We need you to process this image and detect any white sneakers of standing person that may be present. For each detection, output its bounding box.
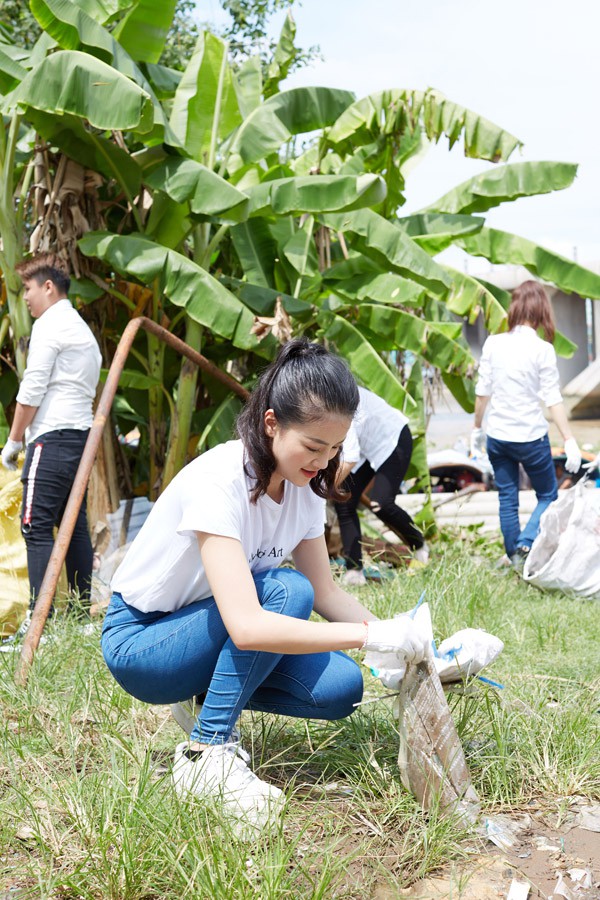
[172,740,284,839]
[413,543,429,564]
[342,568,367,587]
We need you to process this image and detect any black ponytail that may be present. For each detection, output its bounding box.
[237,338,358,502]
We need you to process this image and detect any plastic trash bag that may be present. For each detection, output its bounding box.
[434,628,504,683]
[523,480,600,599]
[364,601,503,688]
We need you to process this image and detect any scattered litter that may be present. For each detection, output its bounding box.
[534,835,561,852]
[552,872,575,900]
[483,816,519,851]
[506,878,530,900]
[567,868,593,888]
[15,826,36,844]
[577,803,600,832]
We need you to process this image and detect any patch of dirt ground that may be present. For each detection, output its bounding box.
[388,814,600,900]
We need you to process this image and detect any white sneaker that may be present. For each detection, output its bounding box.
[172,741,284,838]
[413,544,429,564]
[342,568,367,587]
[0,611,34,653]
[170,697,240,743]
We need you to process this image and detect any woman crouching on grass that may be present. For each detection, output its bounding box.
[101,338,426,836]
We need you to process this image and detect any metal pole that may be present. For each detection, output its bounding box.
[15,317,248,686]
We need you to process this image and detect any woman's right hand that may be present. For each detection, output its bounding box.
[363,616,427,662]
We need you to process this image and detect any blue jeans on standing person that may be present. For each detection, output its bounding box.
[486,433,558,558]
[101,567,363,745]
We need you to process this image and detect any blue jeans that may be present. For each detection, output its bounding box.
[487,433,558,557]
[101,568,363,745]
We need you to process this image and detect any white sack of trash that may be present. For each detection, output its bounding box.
[363,601,503,689]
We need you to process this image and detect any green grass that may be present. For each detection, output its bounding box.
[1,534,599,898]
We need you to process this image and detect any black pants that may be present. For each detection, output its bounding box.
[21,429,92,613]
[334,425,424,569]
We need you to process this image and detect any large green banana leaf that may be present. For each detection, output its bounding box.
[0,44,27,94]
[144,158,250,223]
[29,0,174,141]
[112,0,177,63]
[351,304,474,376]
[233,56,262,119]
[442,268,508,333]
[322,210,450,294]
[144,193,191,249]
[325,270,429,308]
[170,31,242,162]
[221,277,312,318]
[264,11,297,98]
[78,232,274,354]
[23,108,142,198]
[55,0,135,26]
[230,220,279,288]
[423,161,578,215]
[458,228,600,299]
[395,212,484,254]
[144,63,182,100]
[323,315,416,412]
[246,173,386,217]
[3,50,154,133]
[227,86,356,174]
[282,216,318,274]
[325,89,522,163]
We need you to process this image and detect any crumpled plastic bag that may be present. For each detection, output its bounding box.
[364,600,503,689]
[434,628,504,683]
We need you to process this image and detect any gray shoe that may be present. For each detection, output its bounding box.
[510,546,530,574]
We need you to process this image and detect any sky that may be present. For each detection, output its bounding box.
[200,0,600,266]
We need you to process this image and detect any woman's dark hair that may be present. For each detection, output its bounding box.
[237,338,359,502]
[508,280,555,343]
[15,252,71,296]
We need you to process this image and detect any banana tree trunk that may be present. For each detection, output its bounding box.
[161,317,202,490]
[146,279,165,499]
[0,113,31,377]
[406,358,436,535]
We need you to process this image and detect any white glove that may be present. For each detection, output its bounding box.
[564,437,581,474]
[1,438,22,471]
[363,616,427,664]
[583,452,600,471]
[470,427,486,457]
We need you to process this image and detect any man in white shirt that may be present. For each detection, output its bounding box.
[1,253,102,617]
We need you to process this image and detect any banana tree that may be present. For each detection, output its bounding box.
[3,4,600,529]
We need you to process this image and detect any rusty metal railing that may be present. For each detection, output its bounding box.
[16,316,249,686]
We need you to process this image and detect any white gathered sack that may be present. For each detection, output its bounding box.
[523,481,600,598]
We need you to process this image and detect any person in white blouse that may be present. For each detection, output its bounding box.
[1,253,101,618]
[335,386,428,586]
[471,280,581,568]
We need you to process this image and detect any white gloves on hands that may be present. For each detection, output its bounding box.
[564,437,582,474]
[584,452,600,472]
[363,615,427,664]
[470,427,486,457]
[1,438,22,471]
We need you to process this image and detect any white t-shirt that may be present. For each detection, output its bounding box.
[475,326,563,442]
[16,299,102,443]
[343,386,410,472]
[111,440,326,612]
